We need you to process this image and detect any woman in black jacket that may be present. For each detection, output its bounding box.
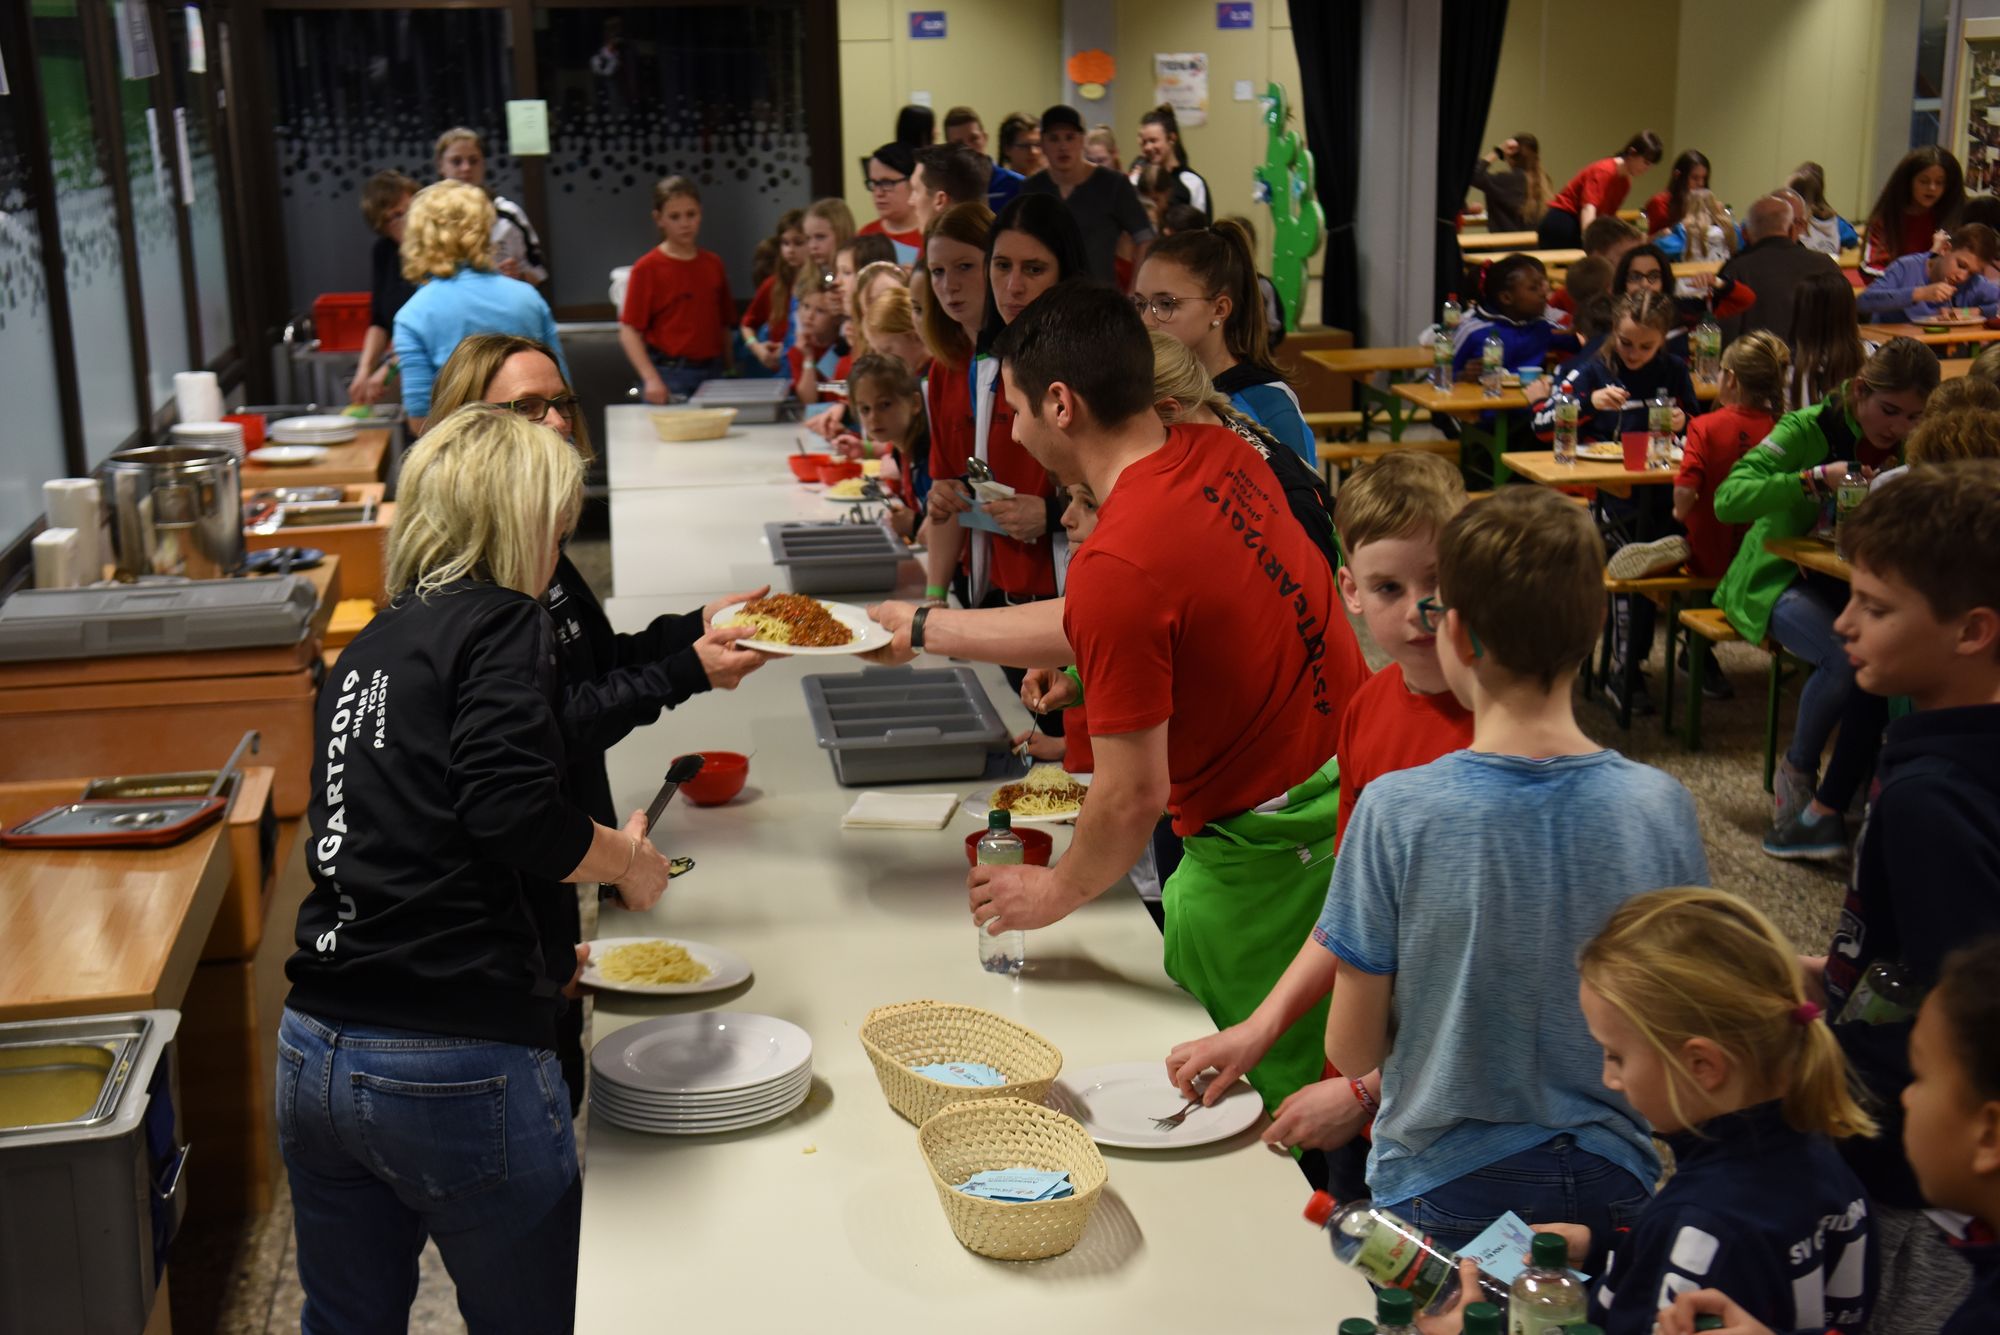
[428,333,769,1106]
[280,406,674,1333]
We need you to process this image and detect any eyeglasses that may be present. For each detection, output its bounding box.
[1129,293,1214,321]
[864,175,908,193]
[1628,269,1665,288]
[486,394,580,423]
[1416,596,1483,655]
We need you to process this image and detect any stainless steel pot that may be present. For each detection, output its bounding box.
[98,445,244,580]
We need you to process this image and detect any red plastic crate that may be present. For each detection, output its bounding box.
[313,292,372,352]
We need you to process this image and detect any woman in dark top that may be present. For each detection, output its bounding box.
[280,406,674,1333]
[1470,133,1550,233]
[427,333,771,1107]
[348,170,419,406]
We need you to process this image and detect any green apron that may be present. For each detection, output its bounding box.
[1162,754,1341,1115]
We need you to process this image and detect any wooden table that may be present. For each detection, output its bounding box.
[1461,229,1539,251]
[1943,357,1972,380]
[0,778,233,1021]
[240,427,390,490]
[1502,449,1680,499]
[244,484,393,607]
[1767,534,1850,581]
[1302,346,1436,441]
[1860,321,2000,348]
[1393,380,1534,482]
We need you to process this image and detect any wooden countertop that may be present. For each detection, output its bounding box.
[240,428,390,490]
[0,776,237,1019]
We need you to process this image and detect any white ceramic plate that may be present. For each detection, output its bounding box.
[590,1082,809,1135]
[590,1069,811,1118]
[268,414,359,442]
[821,492,876,505]
[710,599,891,657]
[581,936,752,996]
[1047,1062,1264,1150]
[249,445,330,466]
[963,772,1091,826]
[590,1012,812,1096]
[1573,442,1682,465]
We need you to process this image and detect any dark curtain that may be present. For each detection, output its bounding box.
[1434,0,1510,317]
[1290,2,1363,336]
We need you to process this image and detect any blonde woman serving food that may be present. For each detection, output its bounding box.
[279,406,671,1334]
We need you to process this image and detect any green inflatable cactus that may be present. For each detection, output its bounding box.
[1253,81,1323,332]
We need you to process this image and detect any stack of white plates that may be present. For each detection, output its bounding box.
[588,1012,812,1135]
[169,421,245,459]
[268,414,358,446]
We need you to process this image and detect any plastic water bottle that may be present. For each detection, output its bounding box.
[1694,306,1722,384]
[1647,389,1673,468]
[1834,477,1870,560]
[1443,292,1463,337]
[1304,1190,1511,1315]
[1375,1289,1418,1335]
[1465,1305,1503,1335]
[1510,1233,1587,1334]
[1481,335,1504,399]
[1338,1322,1376,1335]
[1837,959,1918,1025]
[976,811,1026,975]
[1552,383,1580,466]
[1432,328,1454,390]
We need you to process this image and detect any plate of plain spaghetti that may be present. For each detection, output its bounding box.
[966,765,1092,824]
[712,594,891,656]
[582,937,752,995]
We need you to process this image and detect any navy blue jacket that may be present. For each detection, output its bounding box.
[1533,349,1702,444]
[1450,304,1564,378]
[1590,1103,1872,1333]
[1942,1239,2000,1335]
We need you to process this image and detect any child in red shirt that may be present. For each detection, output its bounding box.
[740,208,804,373]
[618,176,735,403]
[1164,451,1471,1182]
[1675,331,1789,580]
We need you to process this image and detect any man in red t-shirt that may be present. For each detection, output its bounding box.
[617,177,736,402]
[876,284,1368,1109]
[857,143,925,266]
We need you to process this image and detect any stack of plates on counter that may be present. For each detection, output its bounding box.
[588,1012,812,1135]
[267,415,359,446]
[169,421,245,458]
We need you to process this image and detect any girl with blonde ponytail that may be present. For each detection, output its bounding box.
[1526,887,1877,1332]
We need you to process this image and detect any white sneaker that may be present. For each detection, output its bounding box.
[1773,760,1818,827]
[1607,535,1692,581]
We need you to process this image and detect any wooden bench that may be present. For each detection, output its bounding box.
[1672,606,1798,791]
[1314,436,1458,492]
[1304,408,1433,438]
[1588,574,1721,731]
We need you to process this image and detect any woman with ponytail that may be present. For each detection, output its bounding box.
[1133,219,1311,462]
[1131,104,1209,219]
[1525,887,1875,1335]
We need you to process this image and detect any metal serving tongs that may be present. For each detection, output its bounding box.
[209,730,262,804]
[599,753,706,902]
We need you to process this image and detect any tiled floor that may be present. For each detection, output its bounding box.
[174,533,1848,1332]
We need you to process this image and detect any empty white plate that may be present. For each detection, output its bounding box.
[590,1082,809,1135]
[590,1012,812,1096]
[249,445,329,467]
[589,1074,810,1122]
[581,936,752,996]
[590,1066,812,1113]
[268,414,358,443]
[1047,1062,1264,1150]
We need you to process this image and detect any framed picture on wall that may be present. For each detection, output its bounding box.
[1954,18,2000,195]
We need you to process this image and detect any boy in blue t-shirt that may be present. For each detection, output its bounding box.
[1855,223,2000,324]
[1313,486,1710,1261]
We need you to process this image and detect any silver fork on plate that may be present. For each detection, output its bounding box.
[1150,1079,1209,1132]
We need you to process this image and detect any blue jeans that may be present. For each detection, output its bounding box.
[1382,1134,1651,1261]
[647,351,723,400]
[1770,577,1854,775]
[276,1009,581,1335]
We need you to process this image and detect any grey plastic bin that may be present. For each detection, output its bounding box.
[802,666,1009,785]
[0,577,318,662]
[765,523,905,595]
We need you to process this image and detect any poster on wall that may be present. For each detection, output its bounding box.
[1154,53,1208,128]
[1954,18,2000,196]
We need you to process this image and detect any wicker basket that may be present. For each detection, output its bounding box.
[649,407,737,441]
[918,1097,1108,1260]
[859,1001,1062,1125]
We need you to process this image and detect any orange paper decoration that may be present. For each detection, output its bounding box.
[1067,49,1116,86]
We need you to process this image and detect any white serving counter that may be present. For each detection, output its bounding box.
[577,407,1363,1331]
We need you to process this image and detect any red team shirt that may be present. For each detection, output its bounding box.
[1331,662,1474,850]
[1063,424,1368,836]
[741,273,791,345]
[858,218,924,256]
[925,358,1057,597]
[1548,158,1632,220]
[1676,403,1776,579]
[620,247,735,361]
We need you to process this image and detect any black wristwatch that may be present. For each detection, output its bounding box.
[911,605,932,654]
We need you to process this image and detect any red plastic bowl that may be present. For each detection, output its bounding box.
[964,826,1054,867]
[680,751,749,806]
[816,459,863,486]
[787,453,832,481]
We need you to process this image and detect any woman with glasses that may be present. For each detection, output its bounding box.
[280,405,673,1334]
[1132,219,1313,463]
[427,334,772,1108]
[857,141,924,266]
[391,180,566,430]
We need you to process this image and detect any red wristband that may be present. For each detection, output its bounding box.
[1349,1077,1378,1115]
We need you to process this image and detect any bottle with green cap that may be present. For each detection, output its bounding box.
[1562,1326,1606,1334]
[1336,1321,1377,1335]
[1464,1302,1504,1335]
[1374,1287,1417,1335]
[1510,1232,1586,1333]
[975,810,1026,974]
[1693,1319,1725,1332]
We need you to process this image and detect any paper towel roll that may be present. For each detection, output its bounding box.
[174,370,224,424]
[32,528,82,589]
[43,477,102,583]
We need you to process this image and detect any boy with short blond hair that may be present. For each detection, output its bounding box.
[1816,461,2000,1326]
[1166,451,1472,1178]
[1315,486,1709,1258]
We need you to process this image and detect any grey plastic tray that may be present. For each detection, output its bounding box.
[765,523,905,595]
[689,378,795,422]
[801,666,1009,785]
[0,577,317,662]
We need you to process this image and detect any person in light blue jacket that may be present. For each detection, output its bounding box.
[392,180,567,427]
[1856,224,2000,324]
